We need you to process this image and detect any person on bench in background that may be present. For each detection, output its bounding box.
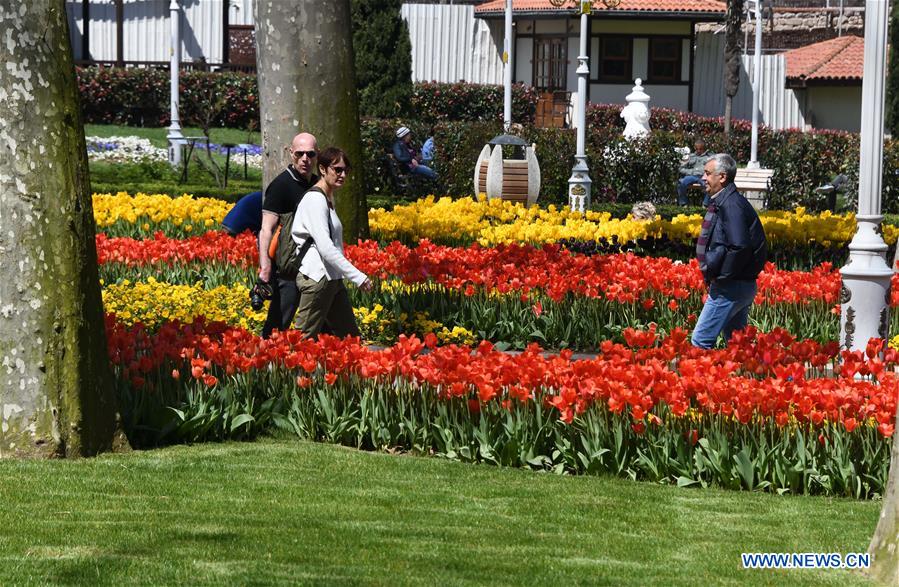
[392,126,437,181]
[222,191,262,236]
[677,136,712,206]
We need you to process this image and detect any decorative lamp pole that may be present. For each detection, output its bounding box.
[555,0,620,212]
[747,0,762,169]
[503,0,513,131]
[167,0,184,167]
[566,0,592,212]
[839,0,892,354]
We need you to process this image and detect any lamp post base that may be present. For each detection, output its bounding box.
[567,157,592,213]
[167,126,184,167]
[839,215,893,352]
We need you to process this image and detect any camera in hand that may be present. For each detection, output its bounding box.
[249,279,273,311]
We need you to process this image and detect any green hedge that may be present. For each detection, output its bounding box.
[410,81,538,123]
[78,67,258,128]
[358,119,899,212]
[76,68,535,129]
[77,69,897,211]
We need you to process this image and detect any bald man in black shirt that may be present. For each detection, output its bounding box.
[258,132,319,338]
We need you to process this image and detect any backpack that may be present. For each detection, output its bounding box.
[268,186,331,280]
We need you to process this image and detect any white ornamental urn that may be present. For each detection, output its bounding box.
[621,78,651,140]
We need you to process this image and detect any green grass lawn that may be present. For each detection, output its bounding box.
[86,123,263,199]
[84,124,261,149]
[0,439,879,586]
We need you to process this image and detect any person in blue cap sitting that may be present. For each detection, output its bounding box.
[222,191,263,236]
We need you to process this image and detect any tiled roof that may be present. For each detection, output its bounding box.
[784,35,864,83]
[475,0,726,16]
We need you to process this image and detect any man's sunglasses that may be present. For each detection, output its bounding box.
[292,150,317,159]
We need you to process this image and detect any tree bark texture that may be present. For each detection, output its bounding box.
[255,0,368,240]
[868,418,899,583]
[0,0,124,457]
[723,0,744,139]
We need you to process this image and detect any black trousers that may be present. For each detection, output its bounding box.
[261,274,300,339]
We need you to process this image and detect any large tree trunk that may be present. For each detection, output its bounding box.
[723,0,744,139]
[869,422,899,583]
[255,0,368,240]
[0,0,125,457]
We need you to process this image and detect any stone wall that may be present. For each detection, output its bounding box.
[696,7,864,52]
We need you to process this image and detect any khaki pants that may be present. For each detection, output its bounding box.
[293,274,360,339]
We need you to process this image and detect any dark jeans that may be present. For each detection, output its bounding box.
[410,164,438,181]
[261,274,300,339]
[677,175,704,206]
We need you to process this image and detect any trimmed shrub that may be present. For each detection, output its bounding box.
[410,81,539,123]
[77,70,899,211]
[77,67,258,128]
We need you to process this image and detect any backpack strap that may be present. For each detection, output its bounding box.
[293,186,333,266]
[301,186,333,239]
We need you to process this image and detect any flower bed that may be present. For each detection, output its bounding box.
[96,232,899,347]
[107,315,895,497]
[369,196,899,250]
[93,192,232,237]
[88,192,899,497]
[86,136,168,163]
[86,136,263,167]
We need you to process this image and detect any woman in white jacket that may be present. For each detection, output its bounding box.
[290,147,372,338]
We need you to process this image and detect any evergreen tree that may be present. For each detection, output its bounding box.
[350,0,413,119]
[886,2,899,137]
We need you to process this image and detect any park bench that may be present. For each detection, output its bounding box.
[687,166,773,209]
[734,167,774,209]
[384,153,432,199]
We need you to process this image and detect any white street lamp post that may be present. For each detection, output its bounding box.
[747,0,762,169]
[567,0,592,212]
[839,0,893,353]
[503,0,513,131]
[167,0,183,167]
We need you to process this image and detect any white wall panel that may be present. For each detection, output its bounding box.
[515,37,533,85]
[65,0,227,64]
[566,37,578,89]
[401,3,503,84]
[693,32,806,130]
[590,83,688,111]
[229,0,254,26]
[632,38,648,80]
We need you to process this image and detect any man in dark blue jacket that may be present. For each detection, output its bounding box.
[221,191,262,236]
[691,154,768,349]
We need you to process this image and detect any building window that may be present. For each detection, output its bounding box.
[648,38,681,82]
[533,37,567,91]
[598,37,631,83]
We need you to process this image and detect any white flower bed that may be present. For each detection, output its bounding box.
[85,135,263,168]
[86,136,169,164]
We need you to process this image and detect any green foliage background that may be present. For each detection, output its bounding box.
[887,3,899,136]
[350,0,413,119]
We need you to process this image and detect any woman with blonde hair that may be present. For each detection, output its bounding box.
[290,147,372,338]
